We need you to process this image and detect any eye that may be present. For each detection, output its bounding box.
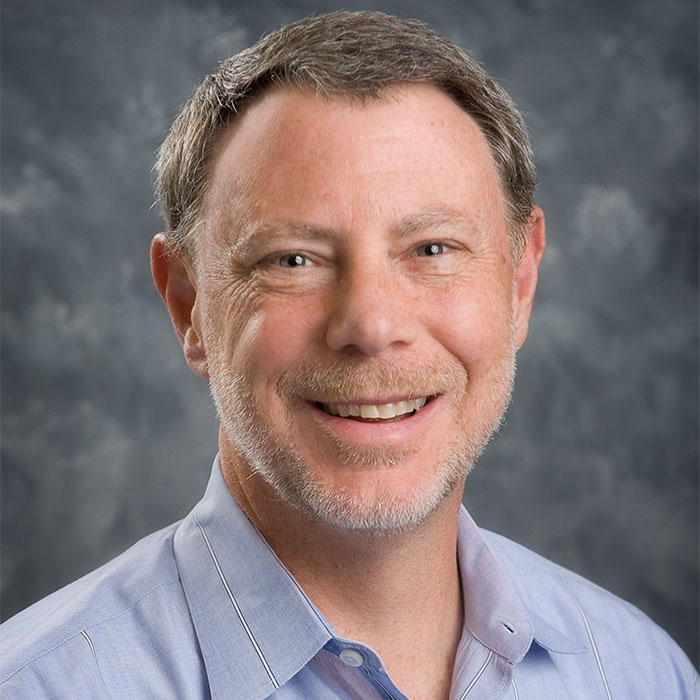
[416,242,445,257]
[278,253,310,268]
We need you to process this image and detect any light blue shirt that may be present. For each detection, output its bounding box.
[2,456,697,699]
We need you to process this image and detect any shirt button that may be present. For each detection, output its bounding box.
[339,648,364,667]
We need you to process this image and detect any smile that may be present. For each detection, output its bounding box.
[314,397,432,422]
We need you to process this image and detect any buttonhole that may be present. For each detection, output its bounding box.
[500,620,516,634]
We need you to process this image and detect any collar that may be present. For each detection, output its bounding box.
[173,456,334,700]
[175,457,586,699]
[470,520,589,657]
[456,507,535,663]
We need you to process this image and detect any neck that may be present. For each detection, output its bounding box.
[219,434,466,699]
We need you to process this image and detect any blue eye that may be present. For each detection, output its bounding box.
[279,254,308,268]
[417,242,444,256]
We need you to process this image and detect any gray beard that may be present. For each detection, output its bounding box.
[208,352,516,535]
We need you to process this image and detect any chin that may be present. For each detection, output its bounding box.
[288,472,467,536]
[235,428,484,536]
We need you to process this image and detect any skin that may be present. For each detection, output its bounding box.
[152,84,545,699]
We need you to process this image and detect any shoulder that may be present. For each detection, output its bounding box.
[0,521,202,699]
[481,527,669,636]
[482,529,699,695]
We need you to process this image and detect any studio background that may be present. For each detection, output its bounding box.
[2,0,698,666]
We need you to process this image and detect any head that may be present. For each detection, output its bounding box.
[152,12,545,536]
[155,10,536,263]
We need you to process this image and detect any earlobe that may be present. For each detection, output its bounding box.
[512,207,546,349]
[150,234,209,378]
[182,325,209,378]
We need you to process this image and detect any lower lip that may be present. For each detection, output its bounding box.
[306,396,441,442]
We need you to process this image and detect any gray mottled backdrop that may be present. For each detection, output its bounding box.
[2,0,698,666]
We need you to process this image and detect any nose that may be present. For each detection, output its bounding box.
[325,262,419,356]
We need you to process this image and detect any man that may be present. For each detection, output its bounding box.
[1,11,696,699]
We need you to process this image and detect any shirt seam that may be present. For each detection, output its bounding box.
[364,666,400,700]
[485,664,509,700]
[80,630,115,700]
[458,649,493,699]
[0,578,182,685]
[194,510,280,690]
[561,575,613,700]
[451,638,480,689]
[511,674,520,700]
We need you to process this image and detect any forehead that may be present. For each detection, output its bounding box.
[200,84,506,248]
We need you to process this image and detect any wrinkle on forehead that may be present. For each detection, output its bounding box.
[197,85,508,262]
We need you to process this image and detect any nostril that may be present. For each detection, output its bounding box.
[325,305,419,356]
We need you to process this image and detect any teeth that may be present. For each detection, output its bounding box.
[322,397,430,420]
[360,405,380,419]
[377,404,395,419]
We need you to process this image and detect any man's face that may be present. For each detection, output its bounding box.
[188,85,535,533]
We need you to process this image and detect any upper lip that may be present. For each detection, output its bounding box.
[310,394,434,405]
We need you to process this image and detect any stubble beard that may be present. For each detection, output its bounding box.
[208,349,516,536]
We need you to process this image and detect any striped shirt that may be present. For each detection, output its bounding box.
[1,456,697,699]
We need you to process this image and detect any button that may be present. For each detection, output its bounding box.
[339,648,364,667]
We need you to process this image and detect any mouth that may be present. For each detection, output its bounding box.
[313,396,435,423]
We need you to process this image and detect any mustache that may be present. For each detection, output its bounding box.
[277,357,465,402]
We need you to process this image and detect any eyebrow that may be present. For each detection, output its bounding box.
[390,207,478,240]
[229,221,337,260]
[228,205,478,259]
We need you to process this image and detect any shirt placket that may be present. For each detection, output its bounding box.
[324,640,411,700]
[451,634,512,700]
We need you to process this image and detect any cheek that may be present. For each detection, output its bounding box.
[206,282,259,360]
[218,292,325,382]
[424,272,514,365]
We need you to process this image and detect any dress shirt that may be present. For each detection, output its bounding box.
[1,455,697,699]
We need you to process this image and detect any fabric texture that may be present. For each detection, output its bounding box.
[1,456,697,699]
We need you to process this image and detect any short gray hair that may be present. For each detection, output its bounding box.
[155,10,536,259]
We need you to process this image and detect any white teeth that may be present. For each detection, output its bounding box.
[377,404,395,419]
[360,405,380,419]
[322,397,430,420]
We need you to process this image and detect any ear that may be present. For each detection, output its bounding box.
[512,206,546,349]
[150,233,209,378]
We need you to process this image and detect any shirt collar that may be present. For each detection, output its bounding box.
[173,455,333,700]
[457,509,588,657]
[175,456,585,699]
